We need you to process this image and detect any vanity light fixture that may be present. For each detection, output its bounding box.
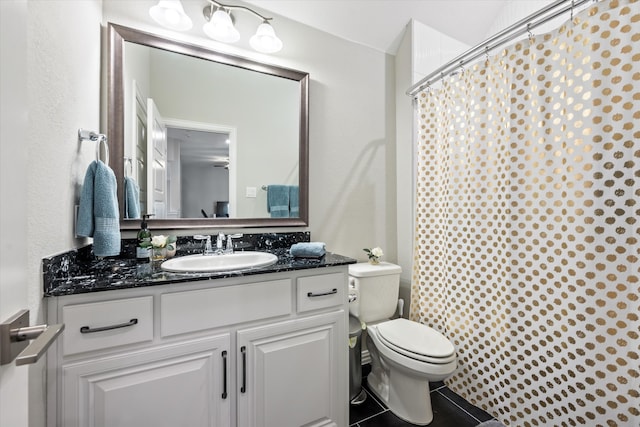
[149,0,283,53]
[149,0,193,31]
[203,0,283,53]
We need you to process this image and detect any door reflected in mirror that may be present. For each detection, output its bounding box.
[168,127,230,219]
[108,23,309,229]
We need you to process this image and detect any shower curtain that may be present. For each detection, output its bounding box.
[410,1,638,425]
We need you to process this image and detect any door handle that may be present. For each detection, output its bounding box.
[0,309,65,366]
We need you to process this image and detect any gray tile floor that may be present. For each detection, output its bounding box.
[350,366,498,427]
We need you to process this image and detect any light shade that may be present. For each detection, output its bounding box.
[203,9,240,43]
[249,21,283,53]
[149,0,193,31]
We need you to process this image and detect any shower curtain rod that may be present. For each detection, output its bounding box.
[406,0,595,96]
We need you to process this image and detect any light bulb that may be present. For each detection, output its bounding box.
[203,9,240,43]
[149,0,192,31]
[249,22,283,53]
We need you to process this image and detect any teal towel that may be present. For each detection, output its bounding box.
[124,176,140,219]
[77,160,121,257]
[289,185,299,218]
[267,185,290,218]
[290,242,326,258]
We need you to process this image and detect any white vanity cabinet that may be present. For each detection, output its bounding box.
[46,267,349,427]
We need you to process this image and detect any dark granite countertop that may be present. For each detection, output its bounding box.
[43,233,356,297]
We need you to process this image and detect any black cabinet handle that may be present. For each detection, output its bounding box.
[221,350,228,399]
[80,318,138,334]
[240,346,247,393]
[307,288,337,298]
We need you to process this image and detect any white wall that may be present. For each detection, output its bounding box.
[103,1,397,261]
[182,164,229,218]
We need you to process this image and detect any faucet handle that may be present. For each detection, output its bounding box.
[216,232,225,251]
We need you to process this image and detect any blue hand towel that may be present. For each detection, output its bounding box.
[289,185,299,218]
[124,176,140,219]
[290,242,326,258]
[267,185,290,218]
[77,160,121,257]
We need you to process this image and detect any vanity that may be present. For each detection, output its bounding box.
[44,240,355,427]
[43,18,352,426]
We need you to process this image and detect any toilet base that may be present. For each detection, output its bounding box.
[366,360,434,425]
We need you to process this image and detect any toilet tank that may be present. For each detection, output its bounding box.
[348,262,402,324]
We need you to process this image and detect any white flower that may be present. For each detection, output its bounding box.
[371,247,384,258]
[151,235,168,248]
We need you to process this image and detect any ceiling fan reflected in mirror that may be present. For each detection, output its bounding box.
[212,156,230,169]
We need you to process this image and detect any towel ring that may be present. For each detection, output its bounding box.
[124,157,133,177]
[78,128,109,163]
[97,138,109,164]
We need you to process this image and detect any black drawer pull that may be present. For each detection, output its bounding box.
[307,288,337,298]
[80,318,138,334]
[240,346,247,394]
[221,350,228,399]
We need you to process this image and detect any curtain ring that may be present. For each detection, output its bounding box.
[485,46,490,65]
[527,23,533,42]
[570,0,575,21]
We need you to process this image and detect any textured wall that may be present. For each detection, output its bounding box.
[26,1,103,423]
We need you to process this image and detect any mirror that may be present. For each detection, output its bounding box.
[107,23,309,230]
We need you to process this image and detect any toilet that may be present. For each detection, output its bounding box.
[348,262,457,425]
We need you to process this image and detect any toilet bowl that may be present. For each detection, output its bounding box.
[348,262,457,425]
[366,318,456,425]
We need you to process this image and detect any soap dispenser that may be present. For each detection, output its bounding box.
[136,214,153,260]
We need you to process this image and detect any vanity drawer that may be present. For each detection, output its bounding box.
[297,272,346,313]
[62,296,153,356]
[161,279,292,337]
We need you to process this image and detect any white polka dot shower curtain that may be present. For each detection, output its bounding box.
[409,1,639,425]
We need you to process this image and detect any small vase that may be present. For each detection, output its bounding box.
[369,258,380,265]
[150,247,167,271]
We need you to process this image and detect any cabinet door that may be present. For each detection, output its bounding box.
[61,334,231,427]
[237,311,347,427]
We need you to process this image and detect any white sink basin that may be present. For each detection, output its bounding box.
[161,252,278,273]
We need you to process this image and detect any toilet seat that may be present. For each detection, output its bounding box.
[376,318,455,364]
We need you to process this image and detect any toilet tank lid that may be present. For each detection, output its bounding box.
[349,262,402,277]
